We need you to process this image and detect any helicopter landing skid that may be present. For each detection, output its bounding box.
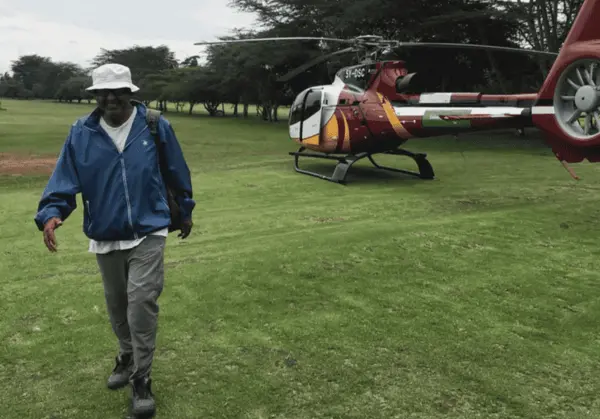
[289,147,435,184]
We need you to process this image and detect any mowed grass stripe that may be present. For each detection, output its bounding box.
[4,183,597,284]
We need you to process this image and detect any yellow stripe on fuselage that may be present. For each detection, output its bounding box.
[377,93,412,138]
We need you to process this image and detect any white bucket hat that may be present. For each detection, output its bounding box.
[86,63,139,92]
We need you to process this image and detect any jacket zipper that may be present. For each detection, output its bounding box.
[121,126,147,239]
[155,161,169,208]
[86,200,93,231]
[157,186,168,207]
[120,157,137,239]
[85,124,147,240]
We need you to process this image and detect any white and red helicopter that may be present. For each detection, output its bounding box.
[196,0,600,183]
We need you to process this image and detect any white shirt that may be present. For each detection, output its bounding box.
[88,107,168,254]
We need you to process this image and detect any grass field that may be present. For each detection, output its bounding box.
[2,98,600,418]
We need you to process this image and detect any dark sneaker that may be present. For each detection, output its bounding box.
[131,376,155,417]
[107,353,133,390]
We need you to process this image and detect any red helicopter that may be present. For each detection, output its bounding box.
[196,0,600,183]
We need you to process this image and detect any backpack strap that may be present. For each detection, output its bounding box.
[146,108,162,138]
[144,107,183,231]
[146,107,168,180]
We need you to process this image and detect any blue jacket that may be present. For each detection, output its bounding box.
[34,102,195,241]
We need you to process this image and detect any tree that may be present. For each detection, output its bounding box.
[55,76,94,103]
[0,73,27,99]
[489,0,585,53]
[7,56,87,99]
[227,0,528,93]
[91,45,179,84]
[10,55,54,92]
[0,0,554,115]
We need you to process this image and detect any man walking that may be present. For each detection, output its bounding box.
[34,63,195,417]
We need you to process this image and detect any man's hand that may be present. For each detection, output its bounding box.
[178,218,193,239]
[43,217,62,252]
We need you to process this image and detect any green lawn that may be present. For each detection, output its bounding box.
[2,98,600,418]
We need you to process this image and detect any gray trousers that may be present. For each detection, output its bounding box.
[95,235,166,380]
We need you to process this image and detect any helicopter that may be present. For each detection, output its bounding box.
[195,0,600,184]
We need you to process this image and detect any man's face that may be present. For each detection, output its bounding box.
[95,88,132,117]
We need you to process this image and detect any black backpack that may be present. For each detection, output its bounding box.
[145,107,183,233]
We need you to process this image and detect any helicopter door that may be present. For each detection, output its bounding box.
[348,97,372,147]
[299,89,324,145]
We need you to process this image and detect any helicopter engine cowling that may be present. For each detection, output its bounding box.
[367,61,409,100]
[396,73,417,93]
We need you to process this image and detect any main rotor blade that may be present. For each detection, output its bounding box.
[277,47,356,82]
[391,42,558,57]
[194,36,355,46]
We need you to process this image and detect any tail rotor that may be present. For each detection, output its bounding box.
[531,0,600,165]
[553,59,600,140]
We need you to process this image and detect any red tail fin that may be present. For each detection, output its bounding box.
[532,0,600,163]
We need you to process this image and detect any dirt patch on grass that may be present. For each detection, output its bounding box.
[0,153,57,176]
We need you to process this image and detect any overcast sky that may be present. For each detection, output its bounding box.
[0,0,258,74]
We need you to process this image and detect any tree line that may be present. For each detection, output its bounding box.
[0,0,583,121]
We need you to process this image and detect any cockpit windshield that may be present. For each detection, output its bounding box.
[289,91,306,125]
[289,89,323,125]
[335,63,378,91]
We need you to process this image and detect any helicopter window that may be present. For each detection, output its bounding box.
[303,90,322,120]
[289,92,306,125]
